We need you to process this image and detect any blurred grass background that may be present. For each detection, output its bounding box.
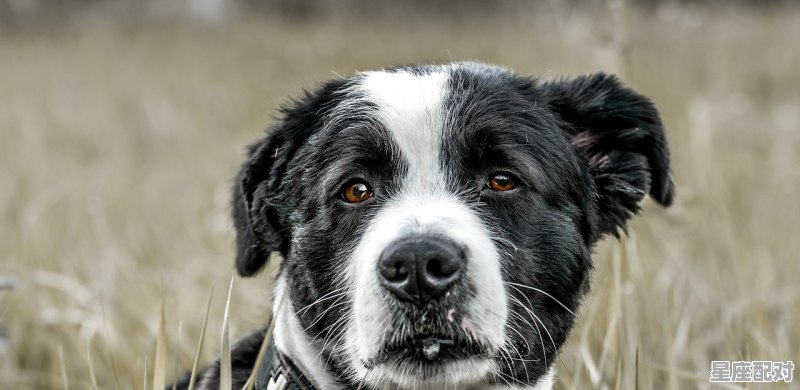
[1,1,799,388]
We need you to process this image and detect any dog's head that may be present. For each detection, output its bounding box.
[232,63,673,388]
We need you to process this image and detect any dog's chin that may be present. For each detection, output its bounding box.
[359,335,496,387]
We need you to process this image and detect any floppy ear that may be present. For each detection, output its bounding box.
[231,129,294,277]
[232,79,350,276]
[543,74,674,237]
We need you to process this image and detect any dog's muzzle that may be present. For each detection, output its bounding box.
[377,236,465,306]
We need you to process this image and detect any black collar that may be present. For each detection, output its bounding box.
[255,340,317,390]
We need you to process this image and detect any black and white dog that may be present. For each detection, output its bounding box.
[177,62,673,390]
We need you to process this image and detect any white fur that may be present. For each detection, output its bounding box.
[340,68,510,388]
[358,69,448,194]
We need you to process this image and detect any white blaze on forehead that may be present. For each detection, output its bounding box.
[358,69,448,191]
[344,68,510,387]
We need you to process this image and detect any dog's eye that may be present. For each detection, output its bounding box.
[488,174,517,192]
[341,180,374,203]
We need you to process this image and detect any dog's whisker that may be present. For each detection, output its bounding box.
[309,308,351,344]
[508,290,561,377]
[506,285,560,352]
[504,327,531,384]
[319,315,352,356]
[507,293,549,368]
[496,336,541,382]
[317,316,352,368]
[493,355,541,363]
[505,281,577,316]
[303,298,351,332]
[507,311,535,355]
[492,350,519,387]
[491,235,520,253]
[295,288,348,316]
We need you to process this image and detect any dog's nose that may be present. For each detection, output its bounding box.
[378,237,464,306]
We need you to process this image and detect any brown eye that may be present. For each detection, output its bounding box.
[488,174,517,191]
[342,180,373,203]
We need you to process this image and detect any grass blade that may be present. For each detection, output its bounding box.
[188,284,215,390]
[220,276,235,390]
[152,296,167,390]
[240,323,270,390]
[242,298,283,390]
[58,345,69,390]
[635,346,639,390]
[99,297,121,390]
[172,320,183,390]
[87,340,99,390]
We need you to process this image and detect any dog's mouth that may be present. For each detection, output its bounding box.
[363,332,492,370]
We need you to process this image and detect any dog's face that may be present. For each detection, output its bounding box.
[232,63,673,389]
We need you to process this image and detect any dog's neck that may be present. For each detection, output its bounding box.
[270,275,555,390]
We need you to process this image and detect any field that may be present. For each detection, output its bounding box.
[1,2,799,389]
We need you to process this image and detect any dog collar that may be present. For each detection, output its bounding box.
[255,339,317,390]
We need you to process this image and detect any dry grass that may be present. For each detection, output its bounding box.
[1,3,799,389]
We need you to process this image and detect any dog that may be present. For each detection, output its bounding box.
[172,62,673,390]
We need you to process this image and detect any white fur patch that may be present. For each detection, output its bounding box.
[358,69,448,194]
[338,68,509,388]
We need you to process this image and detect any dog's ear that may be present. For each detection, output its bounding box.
[232,128,294,277]
[232,79,348,276]
[542,73,674,237]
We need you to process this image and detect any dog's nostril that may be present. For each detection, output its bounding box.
[425,256,462,279]
[381,261,408,282]
[426,258,441,277]
[426,258,451,278]
[397,263,409,278]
